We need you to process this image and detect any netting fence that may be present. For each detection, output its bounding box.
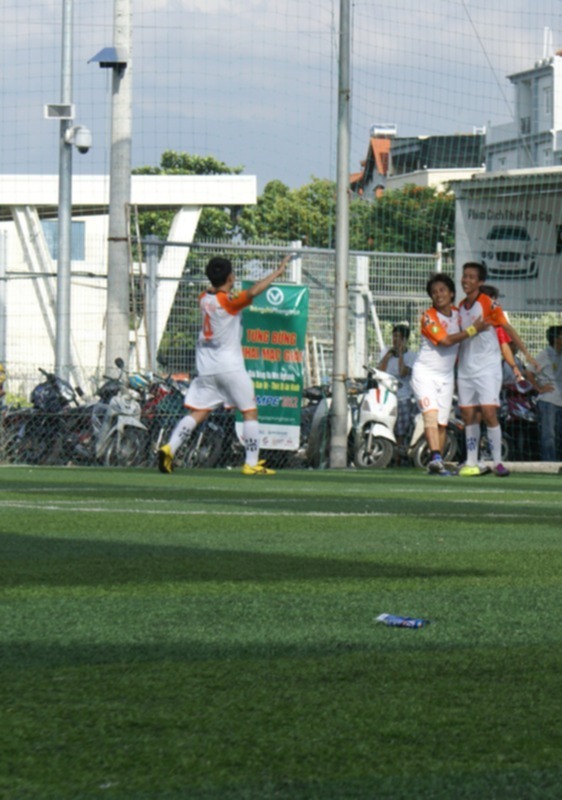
[0,235,555,469]
[2,1,562,467]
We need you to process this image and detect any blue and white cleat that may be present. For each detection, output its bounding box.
[427,455,452,476]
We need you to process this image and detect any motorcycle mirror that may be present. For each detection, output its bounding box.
[115,357,125,370]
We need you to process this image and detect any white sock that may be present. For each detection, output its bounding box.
[169,414,197,454]
[465,424,480,467]
[243,419,260,466]
[487,425,503,466]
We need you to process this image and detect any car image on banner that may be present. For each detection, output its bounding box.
[480,225,538,279]
[452,171,562,312]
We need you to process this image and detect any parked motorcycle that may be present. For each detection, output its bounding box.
[305,367,399,469]
[295,385,326,459]
[470,379,538,464]
[304,382,346,468]
[175,408,231,469]
[139,371,236,468]
[139,372,187,466]
[448,397,510,466]
[352,367,399,468]
[404,400,460,468]
[2,368,86,465]
[94,358,148,467]
[500,379,540,461]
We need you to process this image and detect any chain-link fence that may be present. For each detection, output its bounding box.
[0,238,554,469]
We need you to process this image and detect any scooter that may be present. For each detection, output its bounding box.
[94,358,148,466]
[352,366,399,468]
[305,367,399,469]
[304,382,337,468]
[404,400,460,468]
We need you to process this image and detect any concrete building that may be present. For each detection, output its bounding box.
[0,174,257,394]
[451,39,562,316]
[350,125,484,198]
[485,51,562,171]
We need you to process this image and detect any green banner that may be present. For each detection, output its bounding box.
[240,283,309,450]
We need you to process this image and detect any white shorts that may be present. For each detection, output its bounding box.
[411,371,454,426]
[457,371,501,408]
[184,370,256,412]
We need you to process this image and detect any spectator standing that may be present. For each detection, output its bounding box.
[530,325,562,461]
[378,323,416,465]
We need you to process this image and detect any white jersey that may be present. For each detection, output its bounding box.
[195,288,253,376]
[458,293,507,379]
[378,349,417,400]
[412,306,461,378]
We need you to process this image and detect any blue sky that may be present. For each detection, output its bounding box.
[2,0,562,190]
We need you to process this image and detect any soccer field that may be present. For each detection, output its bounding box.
[1,466,561,800]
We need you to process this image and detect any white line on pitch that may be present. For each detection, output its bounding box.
[0,500,540,519]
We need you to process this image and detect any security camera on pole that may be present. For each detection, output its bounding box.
[45,0,92,384]
[64,125,92,154]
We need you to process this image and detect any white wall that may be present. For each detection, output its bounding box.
[0,174,257,395]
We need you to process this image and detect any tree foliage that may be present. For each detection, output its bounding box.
[135,150,243,177]
[133,150,455,254]
[132,151,456,369]
[238,178,337,248]
[239,179,454,253]
[363,185,455,253]
[133,150,244,241]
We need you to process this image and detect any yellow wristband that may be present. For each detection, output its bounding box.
[466,325,477,338]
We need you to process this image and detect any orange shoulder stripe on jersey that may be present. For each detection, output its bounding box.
[420,307,448,345]
[478,293,508,326]
[216,289,252,315]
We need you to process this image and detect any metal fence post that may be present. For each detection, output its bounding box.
[145,234,159,373]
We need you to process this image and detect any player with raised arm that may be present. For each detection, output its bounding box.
[158,253,291,476]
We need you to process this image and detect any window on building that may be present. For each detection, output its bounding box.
[520,116,531,135]
[41,220,85,261]
[544,86,553,115]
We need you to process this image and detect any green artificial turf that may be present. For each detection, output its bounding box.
[1,466,561,799]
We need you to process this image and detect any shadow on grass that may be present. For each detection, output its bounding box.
[170,768,562,800]
[0,636,399,670]
[2,642,562,800]
[3,472,561,519]
[0,531,490,588]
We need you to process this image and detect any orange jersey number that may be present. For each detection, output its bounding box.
[202,311,213,340]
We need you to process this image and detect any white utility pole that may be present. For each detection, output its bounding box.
[330,0,351,468]
[55,0,74,382]
[105,0,132,375]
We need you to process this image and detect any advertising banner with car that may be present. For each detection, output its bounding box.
[239,283,309,450]
[452,172,562,312]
